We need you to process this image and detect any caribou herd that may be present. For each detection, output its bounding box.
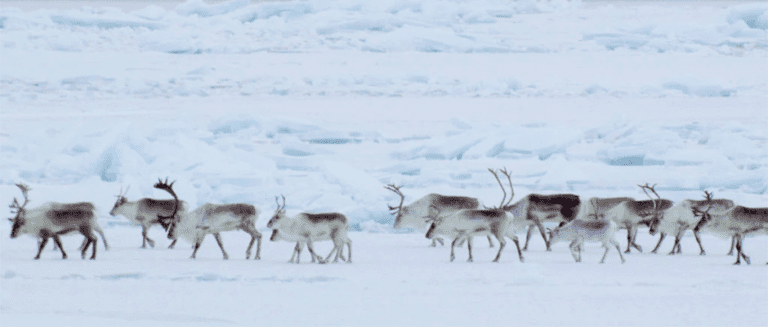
[6,169,768,265]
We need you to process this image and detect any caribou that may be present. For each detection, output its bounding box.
[547,219,626,264]
[504,193,581,252]
[385,184,495,247]
[648,191,735,255]
[602,184,673,253]
[270,228,350,264]
[155,179,262,260]
[267,196,352,264]
[8,184,100,260]
[109,185,186,249]
[424,168,524,263]
[693,204,768,265]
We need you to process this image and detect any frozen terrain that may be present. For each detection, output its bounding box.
[1,0,767,326]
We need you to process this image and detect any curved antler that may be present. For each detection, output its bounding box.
[488,168,507,209]
[638,183,660,213]
[153,178,178,222]
[384,184,405,216]
[9,183,31,214]
[702,191,714,202]
[488,168,514,209]
[499,167,514,207]
[275,195,286,211]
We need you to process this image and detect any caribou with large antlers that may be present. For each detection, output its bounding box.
[109,183,186,249]
[384,184,494,247]
[489,167,582,252]
[424,168,524,263]
[8,184,101,260]
[156,179,262,260]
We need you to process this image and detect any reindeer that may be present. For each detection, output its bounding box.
[504,193,581,252]
[424,168,524,263]
[547,219,626,264]
[693,205,768,265]
[270,228,350,264]
[385,185,495,247]
[602,183,673,253]
[109,185,185,249]
[648,191,735,255]
[8,184,100,260]
[154,179,262,260]
[267,196,351,264]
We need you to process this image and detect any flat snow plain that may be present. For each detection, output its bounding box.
[1,0,767,326]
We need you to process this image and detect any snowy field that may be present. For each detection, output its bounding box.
[1,0,767,326]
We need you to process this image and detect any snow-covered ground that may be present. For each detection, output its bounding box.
[1,0,767,326]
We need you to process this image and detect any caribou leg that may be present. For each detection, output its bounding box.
[630,228,643,253]
[569,240,580,262]
[492,233,507,263]
[466,236,474,262]
[693,229,706,255]
[533,219,550,251]
[727,236,736,256]
[487,235,495,248]
[34,235,50,260]
[141,225,155,249]
[52,235,67,259]
[522,225,536,251]
[213,233,229,260]
[651,233,666,253]
[450,237,459,262]
[612,239,626,263]
[168,239,177,249]
[244,224,262,260]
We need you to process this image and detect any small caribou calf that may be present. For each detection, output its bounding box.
[548,219,625,264]
[8,184,100,260]
[155,179,262,260]
[109,186,186,249]
[267,196,352,264]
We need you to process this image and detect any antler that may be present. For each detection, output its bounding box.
[488,169,506,208]
[638,182,660,213]
[9,183,31,214]
[119,186,130,198]
[488,168,514,209]
[384,184,405,215]
[499,167,514,208]
[275,195,286,211]
[702,190,714,202]
[153,178,179,222]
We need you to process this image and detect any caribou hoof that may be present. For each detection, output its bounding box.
[699,251,706,256]
[467,258,473,263]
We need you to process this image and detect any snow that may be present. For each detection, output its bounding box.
[1,0,767,326]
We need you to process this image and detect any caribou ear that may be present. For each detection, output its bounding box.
[7,218,12,222]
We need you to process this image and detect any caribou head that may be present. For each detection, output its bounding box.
[8,183,31,239]
[109,186,130,216]
[267,195,287,229]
